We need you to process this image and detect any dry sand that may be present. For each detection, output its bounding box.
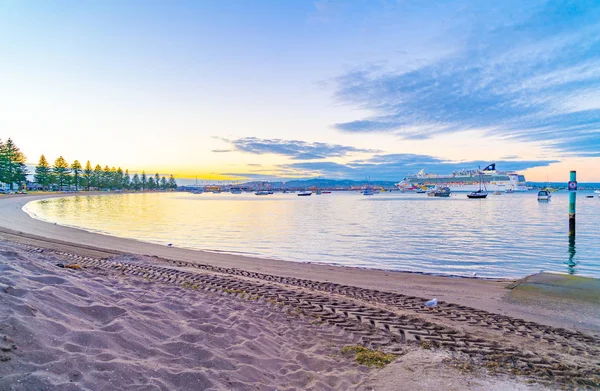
[0,242,544,391]
[0,193,598,390]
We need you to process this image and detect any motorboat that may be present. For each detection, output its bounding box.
[298,191,312,196]
[363,188,375,196]
[255,190,270,196]
[505,188,514,193]
[428,187,451,197]
[230,188,242,194]
[537,190,551,201]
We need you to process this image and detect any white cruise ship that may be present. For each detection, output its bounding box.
[395,163,528,192]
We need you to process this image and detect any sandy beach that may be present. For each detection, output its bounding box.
[1,193,599,390]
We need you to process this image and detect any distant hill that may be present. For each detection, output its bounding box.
[527,182,600,189]
[240,178,398,188]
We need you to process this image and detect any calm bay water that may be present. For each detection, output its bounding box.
[24,191,600,278]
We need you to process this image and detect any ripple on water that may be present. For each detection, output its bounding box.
[23,192,600,278]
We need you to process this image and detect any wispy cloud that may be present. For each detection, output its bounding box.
[211,149,231,153]
[279,154,557,180]
[220,137,379,160]
[333,1,600,156]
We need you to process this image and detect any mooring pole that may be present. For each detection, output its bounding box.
[568,171,577,237]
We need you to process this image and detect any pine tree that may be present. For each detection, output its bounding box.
[53,156,71,190]
[83,161,93,190]
[123,169,131,189]
[71,160,82,191]
[34,155,52,189]
[154,173,160,188]
[109,167,118,189]
[93,164,103,189]
[102,166,111,189]
[160,176,167,190]
[116,168,124,190]
[132,173,141,190]
[147,177,156,190]
[0,138,28,190]
[168,174,177,189]
[141,171,147,191]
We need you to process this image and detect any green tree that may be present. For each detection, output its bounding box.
[160,176,167,190]
[115,168,124,190]
[83,161,93,190]
[123,169,131,189]
[71,160,82,191]
[0,138,28,190]
[141,171,147,191]
[102,166,111,189]
[147,177,156,190]
[154,173,160,188]
[53,156,71,190]
[34,154,53,189]
[131,173,141,190]
[93,164,103,189]
[168,174,177,189]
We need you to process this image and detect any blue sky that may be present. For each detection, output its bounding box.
[2,0,599,181]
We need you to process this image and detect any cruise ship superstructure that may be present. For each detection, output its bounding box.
[395,164,528,192]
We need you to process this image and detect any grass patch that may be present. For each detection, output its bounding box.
[223,288,245,294]
[419,340,439,350]
[181,281,201,290]
[342,345,395,368]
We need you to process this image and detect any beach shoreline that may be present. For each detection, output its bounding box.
[1,192,598,333]
[1,193,599,389]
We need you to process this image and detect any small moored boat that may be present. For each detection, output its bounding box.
[467,171,488,199]
[537,190,551,201]
[428,187,451,197]
[363,188,375,196]
[298,191,312,196]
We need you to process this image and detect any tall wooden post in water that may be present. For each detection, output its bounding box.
[568,171,577,237]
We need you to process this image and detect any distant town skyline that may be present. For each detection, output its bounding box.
[3,1,600,181]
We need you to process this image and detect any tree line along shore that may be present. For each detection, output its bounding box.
[0,138,177,191]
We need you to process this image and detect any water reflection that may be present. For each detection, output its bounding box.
[566,233,577,275]
[23,192,600,278]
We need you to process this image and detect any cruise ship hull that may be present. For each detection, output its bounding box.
[395,164,528,192]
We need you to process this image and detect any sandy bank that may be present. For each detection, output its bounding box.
[1,193,598,334]
[0,242,550,390]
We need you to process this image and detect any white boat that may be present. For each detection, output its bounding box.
[537,190,551,201]
[396,163,527,192]
[363,188,375,196]
[255,190,270,196]
[297,191,312,196]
